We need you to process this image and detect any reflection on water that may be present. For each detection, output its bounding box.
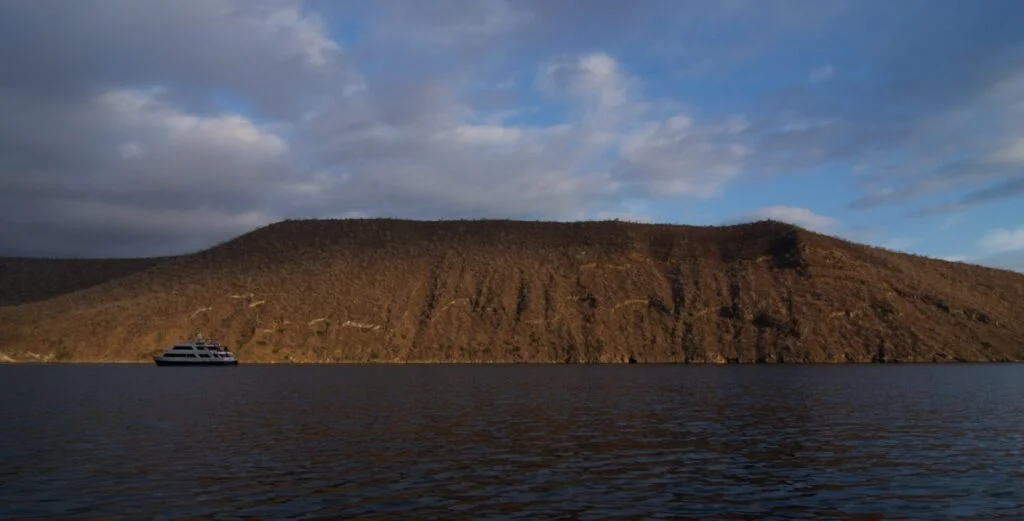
[2,364,1023,519]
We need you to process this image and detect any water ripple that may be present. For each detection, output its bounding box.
[2,364,1024,519]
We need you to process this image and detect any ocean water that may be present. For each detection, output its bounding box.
[2,363,1023,519]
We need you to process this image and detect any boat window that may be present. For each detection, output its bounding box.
[198,354,211,358]
[172,345,191,350]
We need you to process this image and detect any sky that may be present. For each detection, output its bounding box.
[0,0,1022,271]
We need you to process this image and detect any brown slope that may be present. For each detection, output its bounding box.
[0,218,1022,363]
[0,256,178,307]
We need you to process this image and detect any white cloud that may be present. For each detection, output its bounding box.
[989,137,1024,164]
[100,88,288,156]
[118,142,145,160]
[442,124,524,145]
[617,115,751,197]
[537,52,634,113]
[248,2,340,67]
[589,199,652,223]
[734,206,835,231]
[92,88,293,202]
[939,216,961,230]
[367,0,532,49]
[296,84,621,221]
[296,51,749,226]
[322,210,370,220]
[979,227,1024,253]
[808,65,835,82]
[518,54,752,199]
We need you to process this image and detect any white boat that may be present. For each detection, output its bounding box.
[153,334,239,366]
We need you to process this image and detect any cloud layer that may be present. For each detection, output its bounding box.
[731,207,834,232]
[980,227,1024,254]
[0,0,1022,269]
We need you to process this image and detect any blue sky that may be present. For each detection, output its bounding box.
[0,0,1022,271]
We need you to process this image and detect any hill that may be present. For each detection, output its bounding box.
[0,256,178,307]
[1,218,1022,363]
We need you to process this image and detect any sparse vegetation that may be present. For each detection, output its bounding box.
[0,218,1022,363]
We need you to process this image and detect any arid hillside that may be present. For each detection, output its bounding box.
[1,218,1022,363]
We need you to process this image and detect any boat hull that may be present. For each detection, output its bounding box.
[154,358,239,366]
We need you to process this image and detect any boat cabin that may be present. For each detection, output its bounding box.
[159,336,235,360]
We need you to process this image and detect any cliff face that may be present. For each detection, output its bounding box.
[1,218,1022,363]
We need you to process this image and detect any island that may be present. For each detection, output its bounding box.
[1,218,1022,364]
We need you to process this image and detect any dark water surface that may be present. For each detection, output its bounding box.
[2,364,1023,520]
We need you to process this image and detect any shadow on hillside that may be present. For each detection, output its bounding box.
[0,257,177,306]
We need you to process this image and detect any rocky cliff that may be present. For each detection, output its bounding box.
[1,218,1022,363]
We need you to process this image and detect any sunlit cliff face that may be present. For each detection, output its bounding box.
[2,219,1022,364]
